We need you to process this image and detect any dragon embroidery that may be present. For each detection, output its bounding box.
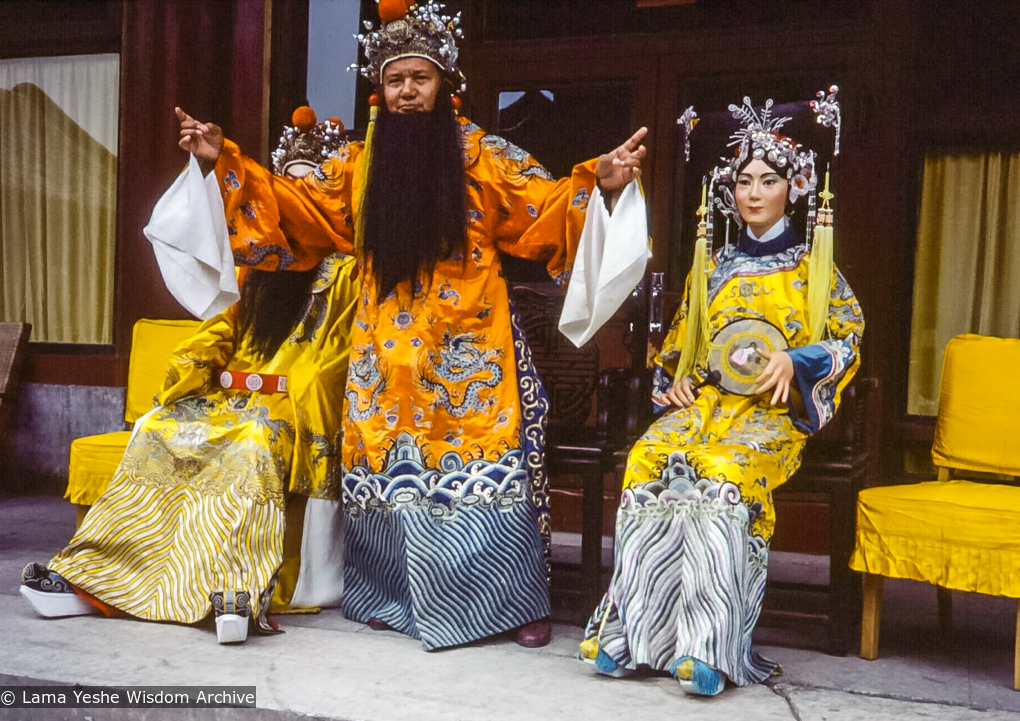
[480,134,554,185]
[413,331,502,417]
[346,343,389,421]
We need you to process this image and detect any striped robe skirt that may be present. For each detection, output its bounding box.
[49,395,290,624]
[583,395,807,685]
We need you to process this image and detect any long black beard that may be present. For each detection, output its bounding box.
[237,267,317,362]
[360,98,467,301]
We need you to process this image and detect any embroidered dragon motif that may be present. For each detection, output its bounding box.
[480,134,554,185]
[413,330,502,417]
[346,343,389,421]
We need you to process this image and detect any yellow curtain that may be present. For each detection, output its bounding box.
[908,152,1020,415]
[0,55,118,344]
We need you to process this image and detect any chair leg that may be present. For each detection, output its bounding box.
[828,475,859,656]
[580,461,603,619]
[1014,599,1020,691]
[936,586,953,639]
[860,573,883,660]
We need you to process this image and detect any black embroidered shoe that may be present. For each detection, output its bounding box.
[21,562,72,592]
[20,563,97,618]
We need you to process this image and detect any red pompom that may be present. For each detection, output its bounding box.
[450,94,461,110]
[291,106,317,133]
[378,0,410,22]
[327,116,345,131]
[368,93,381,108]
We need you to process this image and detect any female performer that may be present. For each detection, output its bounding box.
[580,91,864,695]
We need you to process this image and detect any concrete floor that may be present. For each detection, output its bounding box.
[1,495,1018,720]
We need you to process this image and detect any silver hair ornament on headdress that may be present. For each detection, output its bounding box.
[677,106,697,162]
[810,84,841,156]
[721,97,818,205]
[349,1,466,93]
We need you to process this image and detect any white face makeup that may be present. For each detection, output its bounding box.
[735,158,789,237]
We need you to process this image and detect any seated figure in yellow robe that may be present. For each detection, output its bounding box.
[580,92,864,694]
[20,112,360,644]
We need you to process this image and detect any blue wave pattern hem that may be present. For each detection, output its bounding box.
[341,444,550,651]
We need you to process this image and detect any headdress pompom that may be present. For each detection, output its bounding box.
[291,106,317,134]
[378,0,413,23]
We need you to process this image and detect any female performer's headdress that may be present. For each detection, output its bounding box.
[350,0,466,93]
[720,97,819,207]
[271,106,347,178]
[674,86,843,379]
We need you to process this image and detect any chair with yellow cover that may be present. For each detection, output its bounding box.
[66,318,202,526]
[850,333,1020,689]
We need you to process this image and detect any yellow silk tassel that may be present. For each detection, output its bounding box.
[676,235,709,380]
[806,171,835,343]
[354,104,380,255]
[579,589,617,660]
[675,180,712,380]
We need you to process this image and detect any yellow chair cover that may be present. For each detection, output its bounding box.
[852,479,1020,598]
[850,334,1020,599]
[123,320,204,422]
[932,334,1020,476]
[65,431,133,505]
[65,319,202,506]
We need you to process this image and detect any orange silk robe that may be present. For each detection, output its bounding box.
[213,117,598,649]
[215,117,596,486]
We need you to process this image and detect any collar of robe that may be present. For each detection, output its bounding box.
[735,218,800,258]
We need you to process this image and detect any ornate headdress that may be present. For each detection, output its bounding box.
[673,86,843,378]
[351,0,466,93]
[680,86,841,235]
[719,97,818,204]
[270,107,347,178]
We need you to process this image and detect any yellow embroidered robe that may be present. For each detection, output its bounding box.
[49,254,360,624]
[583,232,864,685]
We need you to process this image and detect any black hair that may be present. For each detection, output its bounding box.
[236,266,318,361]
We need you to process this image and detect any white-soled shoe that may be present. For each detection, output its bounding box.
[215,613,249,644]
[20,585,98,618]
[210,590,251,644]
[19,562,98,618]
[671,656,726,696]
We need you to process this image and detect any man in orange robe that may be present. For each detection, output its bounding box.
[175,1,648,650]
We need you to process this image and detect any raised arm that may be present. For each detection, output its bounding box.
[176,107,224,176]
[485,125,649,280]
[170,106,359,272]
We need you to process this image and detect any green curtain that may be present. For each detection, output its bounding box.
[908,152,1020,415]
[0,55,118,344]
